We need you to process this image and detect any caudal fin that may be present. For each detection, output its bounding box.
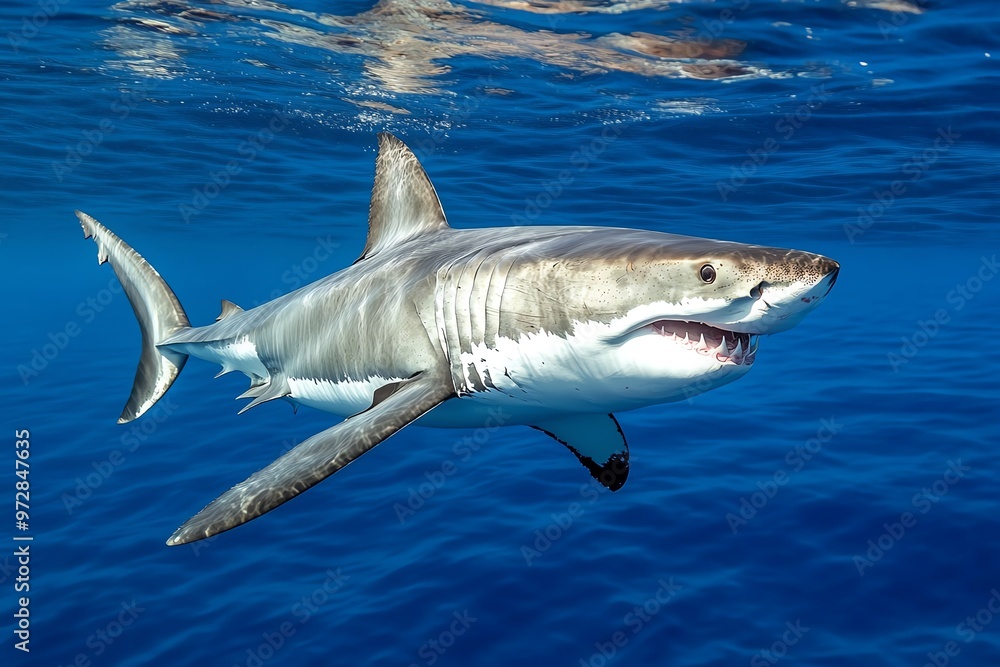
[76,211,190,423]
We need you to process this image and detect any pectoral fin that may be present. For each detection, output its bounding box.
[166,371,454,545]
[532,414,629,491]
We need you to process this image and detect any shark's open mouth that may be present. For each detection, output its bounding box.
[650,320,758,366]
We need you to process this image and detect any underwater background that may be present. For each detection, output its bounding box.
[3,0,999,665]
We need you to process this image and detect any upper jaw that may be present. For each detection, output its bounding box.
[603,257,839,343]
[651,320,758,366]
[709,263,840,336]
[748,267,839,334]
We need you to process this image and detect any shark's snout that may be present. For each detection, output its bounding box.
[821,257,840,293]
[794,253,839,300]
[767,249,840,287]
[751,253,839,334]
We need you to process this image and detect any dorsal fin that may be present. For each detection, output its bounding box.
[216,299,244,321]
[358,133,449,262]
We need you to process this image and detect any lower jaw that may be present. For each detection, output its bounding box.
[657,362,756,404]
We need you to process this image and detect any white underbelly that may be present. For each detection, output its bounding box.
[173,337,270,379]
[176,337,409,419]
[425,323,751,427]
[287,375,407,418]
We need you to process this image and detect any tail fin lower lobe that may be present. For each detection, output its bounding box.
[76,211,190,423]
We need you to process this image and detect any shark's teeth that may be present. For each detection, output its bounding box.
[651,321,758,366]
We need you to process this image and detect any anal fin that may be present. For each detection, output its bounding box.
[532,414,629,491]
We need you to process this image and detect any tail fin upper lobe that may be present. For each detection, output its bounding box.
[76,211,190,423]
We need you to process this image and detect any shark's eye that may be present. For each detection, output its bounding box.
[699,264,717,283]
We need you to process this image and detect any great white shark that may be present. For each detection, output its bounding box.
[76,133,839,546]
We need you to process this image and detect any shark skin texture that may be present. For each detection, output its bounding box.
[75,133,839,545]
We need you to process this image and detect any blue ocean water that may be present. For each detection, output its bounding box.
[3,0,999,665]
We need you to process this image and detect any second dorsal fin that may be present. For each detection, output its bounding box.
[358,133,449,262]
[216,299,244,321]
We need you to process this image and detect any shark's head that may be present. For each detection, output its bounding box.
[503,229,840,408]
[608,234,841,335]
[598,232,838,401]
